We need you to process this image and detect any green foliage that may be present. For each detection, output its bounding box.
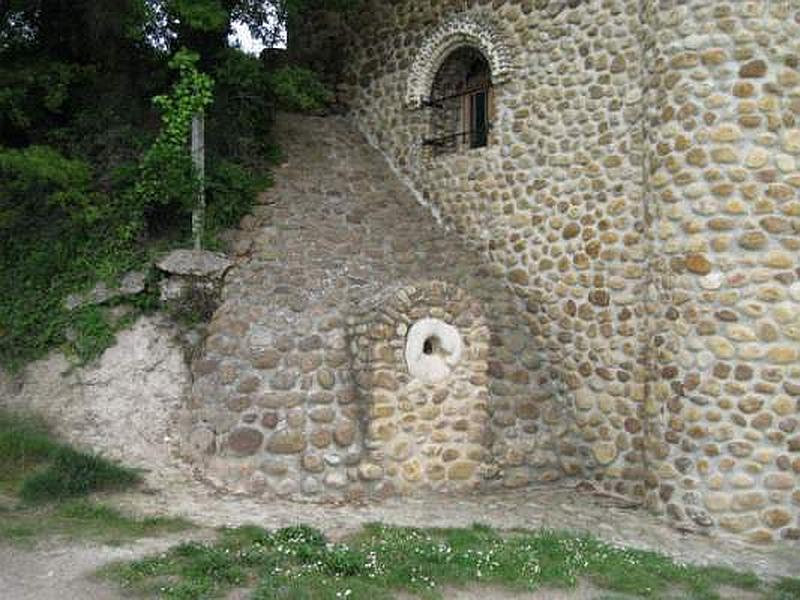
[0,499,191,547]
[104,523,789,600]
[0,145,143,370]
[0,409,141,504]
[69,307,117,365]
[267,66,332,112]
[206,159,271,232]
[0,5,284,372]
[207,49,276,164]
[19,448,140,503]
[0,145,96,233]
[0,411,59,492]
[170,0,229,32]
[135,49,214,217]
[0,60,87,144]
[770,578,800,600]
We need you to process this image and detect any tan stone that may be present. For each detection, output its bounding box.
[747,529,774,544]
[738,232,768,250]
[358,463,384,481]
[707,337,735,359]
[720,514,759,533]
[592,442,618,465]
[783,129,800,154]
[402,460,423,482]
[710,124,742,142]
[705,492,731,512]
[762,508,792,529]
[733,491,767,511]
[768,347,799,364]
[745,148,769,169]
[448,461,478,481]
[267,430,306,454]
[765,472,794,489]
[686,254,712,274]
[763,251,794,269]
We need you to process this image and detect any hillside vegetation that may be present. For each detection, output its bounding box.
[0,0,342,370]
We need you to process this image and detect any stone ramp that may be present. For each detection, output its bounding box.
[182,113,574,500]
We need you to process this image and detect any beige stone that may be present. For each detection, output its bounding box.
[592,442,618,465]
[267,430,306,454]
[761,508,792,529]
[448,461,477,481]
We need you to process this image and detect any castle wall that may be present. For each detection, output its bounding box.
[644,0,800,543]
[296,0,800,541]
[332,0,656,500]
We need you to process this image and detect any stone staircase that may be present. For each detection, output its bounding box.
[182,113,575,500]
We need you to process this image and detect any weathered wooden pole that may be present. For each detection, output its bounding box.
[191,112,206,250]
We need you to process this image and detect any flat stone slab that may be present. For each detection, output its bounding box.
[64,270,147,311]
[156,249,233,279]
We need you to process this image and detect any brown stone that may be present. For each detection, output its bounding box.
[562,223,580,240]
[588,290,610,307]
[686,254,712,274]
[261,412,279,429]
[508,268,529,285]
[765,472,794,489]
[334,421,356,446]
[253,349,281,370]
[227,428,264,456]
[739,60,767,78]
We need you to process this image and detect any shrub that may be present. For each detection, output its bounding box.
[207,49,277,166]
[0,145,145,369]
[267,66,332,112]
[19,447,140,503]
[206,159,270,233]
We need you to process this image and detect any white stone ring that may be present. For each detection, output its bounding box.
[405,318,463,383]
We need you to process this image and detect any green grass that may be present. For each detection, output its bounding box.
[0,409,140,503]
[0,499,191,546]
[0,409,191,546]
[101,523,796,600]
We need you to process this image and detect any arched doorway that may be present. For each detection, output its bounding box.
[425,46,492,155]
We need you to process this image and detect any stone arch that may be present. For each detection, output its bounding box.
[405,13,515,108]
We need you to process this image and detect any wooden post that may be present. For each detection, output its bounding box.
[191,112,205,251]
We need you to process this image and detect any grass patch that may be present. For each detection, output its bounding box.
[19,447,140,503]
[101,523,796,600]
[0,499,191,546]
[0,409,140,502]
[0,409,189,546]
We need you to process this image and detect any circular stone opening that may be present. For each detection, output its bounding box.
[405,318,463,384]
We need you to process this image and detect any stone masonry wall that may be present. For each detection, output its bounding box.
[184,114,584,502]
[332,0,656,501]
[643,0,800,543]
[292,0,800,541]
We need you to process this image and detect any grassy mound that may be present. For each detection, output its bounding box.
[0,409,140,502]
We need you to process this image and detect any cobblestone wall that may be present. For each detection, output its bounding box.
[643,0,800,543]
[183,114,582,503]
[291,0,800,541]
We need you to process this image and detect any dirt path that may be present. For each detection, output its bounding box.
[0,533,204,600]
